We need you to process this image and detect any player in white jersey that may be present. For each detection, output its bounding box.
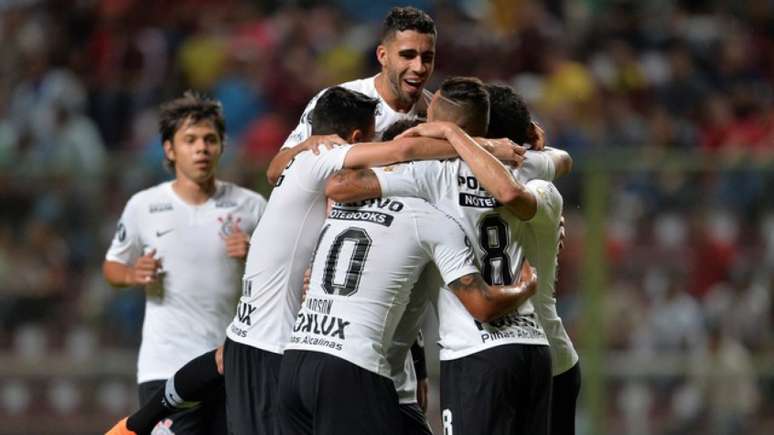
[223,86,498,435]
[325,78,574,434]
[278,193,539,435]
[103,92,267,435]
[486,84,580,435]
[265,6,437,186]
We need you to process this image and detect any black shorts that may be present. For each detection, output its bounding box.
[551,362,581,435]
[440,344,552,435]
[278,349,403,435]
[223,338,283,435]
[400,402,433,435]
[138,379,226,435]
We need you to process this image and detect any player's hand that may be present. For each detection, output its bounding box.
[518,262,538,299]
[396,121,454,140]
[558,215,566,252]
[224,221,250,260]
[480,137,526,166]
[526,122,546,151]
[215,345,225,375]
[130,249,162,286]
[301,134,345,154]
[224,229,250,259]
[417,378,429,414]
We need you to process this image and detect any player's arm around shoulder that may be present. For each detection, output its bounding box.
[448,262,538,324]
[324,168,382,203]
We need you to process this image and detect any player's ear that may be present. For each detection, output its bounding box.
[163,140,175,163]
[349,129,364,144]
[376,44,388,67]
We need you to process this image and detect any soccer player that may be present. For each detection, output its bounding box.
[278,193,539,435]
[103,92,267,435]
[265,6,438,186]
[486,84,581,435]
[325,78,573,434]
[223,86,500,435]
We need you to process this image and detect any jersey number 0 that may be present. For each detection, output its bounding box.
[318,227,372,296]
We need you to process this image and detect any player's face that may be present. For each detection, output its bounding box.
[378,30,435,106]
[165,119,223,184]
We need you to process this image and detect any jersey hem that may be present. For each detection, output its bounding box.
[552,352,580,376]
[284,345,392,379]
[225,333,286,355]
[439,338,550,361]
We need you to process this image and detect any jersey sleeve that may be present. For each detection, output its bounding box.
[281,89,327,150]
[413,207,479,285]
[515,150,556,183]
[372,160,448,203]
[295,144,353,191]
[105,196,143,265]
[524,180,563,226]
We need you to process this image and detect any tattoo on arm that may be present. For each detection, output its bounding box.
[327,169,381,201]
[448,273,489,296]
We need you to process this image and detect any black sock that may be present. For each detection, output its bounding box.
[126,349,223,434]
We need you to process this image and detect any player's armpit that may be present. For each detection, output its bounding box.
[449,269,537,323]
[325,169,381,203]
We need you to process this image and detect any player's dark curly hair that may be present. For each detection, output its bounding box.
[311,87,378,140]
[382,119,422,141]
[382,6,436,42]
[439,76,490,137]
[485,84,531,144]
[159,91,226,170]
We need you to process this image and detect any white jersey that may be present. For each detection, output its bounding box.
[374,152,555,360]
[389,266,441,403]
[282,75,420,149]
[226,145,352,353]
[285,197,478,379]
[106,181,267,383]
[513,180,579,375]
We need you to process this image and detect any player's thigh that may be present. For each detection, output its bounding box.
[277,350,313,435]
[400,403,433,435]
[516,345,553,435]
[223,338,282,435]
[550,362,581,435]
[313,353,403,435]
[440,347,526,435]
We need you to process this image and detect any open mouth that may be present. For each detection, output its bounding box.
[403,78,423,93]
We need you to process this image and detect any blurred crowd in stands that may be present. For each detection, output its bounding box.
[0,0,772,433]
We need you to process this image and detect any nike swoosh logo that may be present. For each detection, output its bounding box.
[156,229,174,237]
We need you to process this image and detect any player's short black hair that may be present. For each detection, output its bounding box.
[311,87,378,139]
[159,91,226,169]
[438,76,490,137]
[382,119,422,141]
[382,6,436,42]
[485,84,531,144]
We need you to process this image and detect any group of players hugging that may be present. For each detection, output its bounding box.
[104,6,580,435]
